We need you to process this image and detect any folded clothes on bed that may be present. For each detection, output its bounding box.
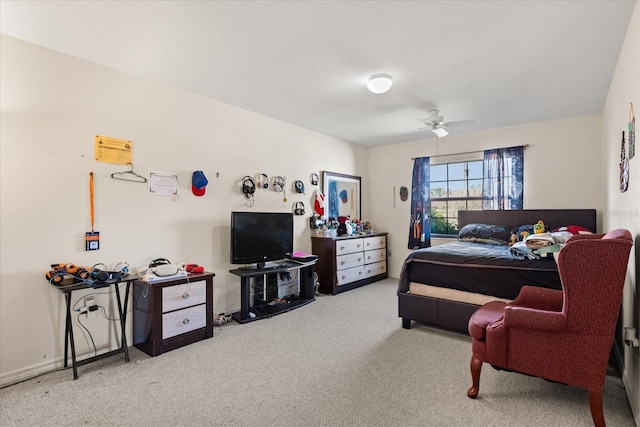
[510,241,539,260]
[525,232,555,249]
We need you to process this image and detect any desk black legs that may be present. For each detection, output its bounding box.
[62,281,132,379]
[114,282,130,363]
[64,293,79,379]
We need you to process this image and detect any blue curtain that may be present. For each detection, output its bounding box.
[482,146,524,210]
[408,157,431,249]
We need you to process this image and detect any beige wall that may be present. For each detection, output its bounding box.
[1,3,638,418]
[367,114,603,276]
[0,35,366,384]
[601,1,640,422]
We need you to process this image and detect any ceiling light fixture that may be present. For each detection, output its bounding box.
[433,128,449,138]
[366,73,393,94]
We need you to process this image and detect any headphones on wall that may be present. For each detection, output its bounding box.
[256,173,269,189]
[294,180,305,194]
[294,201,305,216]
[273,176,285,192]
[310,172,319,186]
[242,176,256,197]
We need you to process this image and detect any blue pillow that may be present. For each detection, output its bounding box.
[458,223,511,245]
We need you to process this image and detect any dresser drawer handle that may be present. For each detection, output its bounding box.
[183,318,190,325]
[182,293,190,299]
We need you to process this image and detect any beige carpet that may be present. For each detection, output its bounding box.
[0,279,635,426]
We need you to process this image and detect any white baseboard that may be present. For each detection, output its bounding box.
[622,369,639,427]
[1,357,65,388]
[0,348,108,388]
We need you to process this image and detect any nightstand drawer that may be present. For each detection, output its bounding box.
[162,304,206,339]
[162,280,206,312]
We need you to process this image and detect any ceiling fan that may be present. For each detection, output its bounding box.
[420,110,470,137]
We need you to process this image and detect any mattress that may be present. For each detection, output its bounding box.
[398,241,561,300]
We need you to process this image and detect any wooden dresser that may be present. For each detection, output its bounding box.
[133,272,214,357]
[312,233,388,294]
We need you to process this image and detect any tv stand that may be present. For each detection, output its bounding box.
[229,259,316,323]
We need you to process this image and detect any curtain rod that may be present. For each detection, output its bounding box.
[411,144,529,160]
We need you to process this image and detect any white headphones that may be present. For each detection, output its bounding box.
[273,176,285,192]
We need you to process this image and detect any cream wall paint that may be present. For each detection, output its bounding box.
[0,35,366,385]
[367,114,603,277]
[601,1,640,422]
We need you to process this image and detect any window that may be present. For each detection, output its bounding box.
[429,160,483,235]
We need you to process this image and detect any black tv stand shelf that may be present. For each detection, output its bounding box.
[229,260,317,324]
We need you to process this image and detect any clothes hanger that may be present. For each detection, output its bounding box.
[110,163,147,183]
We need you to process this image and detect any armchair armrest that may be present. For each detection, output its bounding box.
[509,285,563,312]
[566,233,604,242]
[503,306,566,331]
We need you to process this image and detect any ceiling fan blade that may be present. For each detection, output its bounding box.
[443,119,475,128]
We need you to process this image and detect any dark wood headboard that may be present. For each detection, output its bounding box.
[458,209,597,233]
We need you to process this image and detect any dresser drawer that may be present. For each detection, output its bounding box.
[162,280,206,313]
[363,236,386,250]
[364,248,386,264]
[336,252,364,270]
[335,239,364,255]
[363,261,387,279]
[336,266,365,286]
[162,304,206,339]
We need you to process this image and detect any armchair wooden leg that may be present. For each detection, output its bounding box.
[468,356,483,399]
[589,390,605,427]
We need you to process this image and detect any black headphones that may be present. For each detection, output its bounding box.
[310,172,319,186]
[256,173,268,189]
[273,176,285,192]
[294,180,305,194]
[113,262,130,276]
[294,201,305,216]
[242,176,256,197]
[90,263,123,284]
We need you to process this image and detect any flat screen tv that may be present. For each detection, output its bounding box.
[230,211,294,270]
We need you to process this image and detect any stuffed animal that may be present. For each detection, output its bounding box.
[509,232,518,246]
[337,216,349,236]
[534,220,546,234]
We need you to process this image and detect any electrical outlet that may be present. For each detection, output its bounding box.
[84,297,95,319]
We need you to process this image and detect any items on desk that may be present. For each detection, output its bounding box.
[45,261,131,288]
[137,258,191,283]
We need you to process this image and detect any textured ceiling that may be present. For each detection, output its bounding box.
[0,1,636,146]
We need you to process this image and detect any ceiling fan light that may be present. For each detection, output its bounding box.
[433,128,449,138]
[366,74,393,94]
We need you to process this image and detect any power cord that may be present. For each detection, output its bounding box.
[75,312,97,357]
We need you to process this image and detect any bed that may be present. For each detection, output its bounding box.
[398,209,597,333]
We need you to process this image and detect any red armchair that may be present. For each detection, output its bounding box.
[467,229,633,427]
